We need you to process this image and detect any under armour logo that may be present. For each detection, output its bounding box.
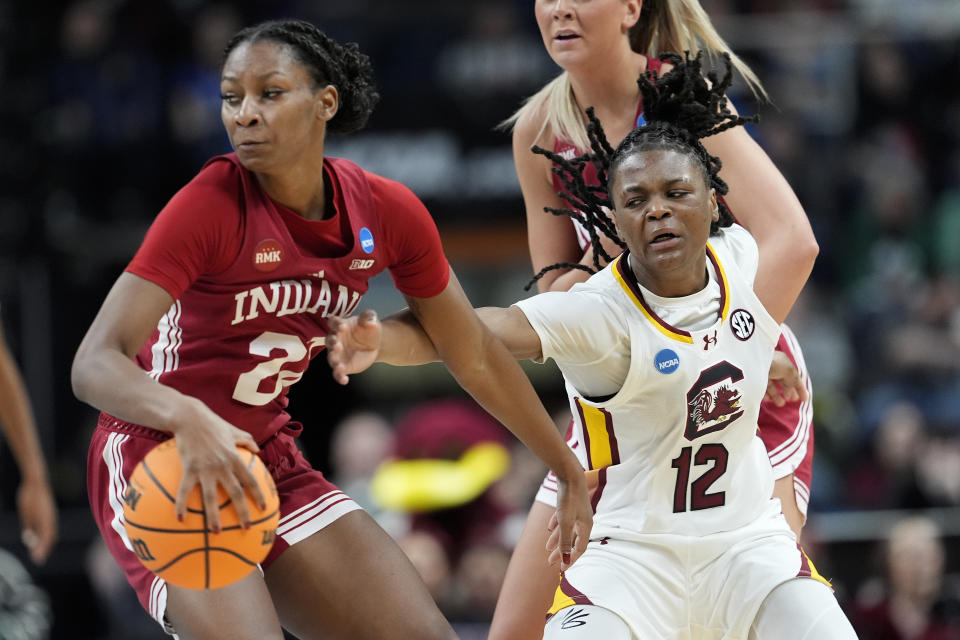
[560,608,590,629]
[703,331,718,351]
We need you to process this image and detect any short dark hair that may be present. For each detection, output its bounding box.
[223,19,380,134]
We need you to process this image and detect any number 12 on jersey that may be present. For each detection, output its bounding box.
[671,444,728,512]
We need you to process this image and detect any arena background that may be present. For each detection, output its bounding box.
[0,1,959,638]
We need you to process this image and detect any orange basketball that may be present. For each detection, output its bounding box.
[122,439,280,590]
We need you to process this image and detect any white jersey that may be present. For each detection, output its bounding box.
[516,225,781,538]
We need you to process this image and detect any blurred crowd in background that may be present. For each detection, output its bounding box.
[1,0,959,638]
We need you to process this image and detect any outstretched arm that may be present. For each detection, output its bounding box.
[0,322,57,564]
[328,270,592,568]
[326,304,543,383]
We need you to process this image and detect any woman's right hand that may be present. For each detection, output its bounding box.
[168,399,265,532]
[763,350,807,407]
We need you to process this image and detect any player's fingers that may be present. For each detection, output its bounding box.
[766,381,786,407]
[327,315,343,333]
[547,546,561,567]
[782,373,806,403]
[236,432,260,454]
[174,474,196,522]
[222,473,252,529]
[324,333,340,355]
[545,521,560,553]
[232,450,266,511]
[21,529,46,565]
[32,525,56,565]
[546,509,559,532]
[330,360,349,385]
[201,479,222,534]
[783,385,800,403]
[557,524,573,570]
[358,309,378,326]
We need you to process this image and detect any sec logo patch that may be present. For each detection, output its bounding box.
[730,309,755,341]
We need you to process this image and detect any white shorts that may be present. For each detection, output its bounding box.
[548,503,822,640]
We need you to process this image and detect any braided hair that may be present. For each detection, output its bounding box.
[526,51,757,290]
[222,19,380,134]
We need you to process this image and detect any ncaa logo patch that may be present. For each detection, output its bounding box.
[654,348,680,374]
[730,308,755,341]
[359,227,375,254]
[253,239,283,272]
[636,113,647,127]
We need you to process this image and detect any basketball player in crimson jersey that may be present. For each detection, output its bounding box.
[72,19,592,640]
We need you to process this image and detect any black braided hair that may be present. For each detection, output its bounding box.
[222,19,380,134]
[526,51,757,290]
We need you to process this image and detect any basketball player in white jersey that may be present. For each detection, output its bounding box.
[326,54,858,639]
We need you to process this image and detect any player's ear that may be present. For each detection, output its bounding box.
[623,0,641,32]
[316,85,339,122]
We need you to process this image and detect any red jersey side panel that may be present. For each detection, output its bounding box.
[126,154,449,443]
[757,325,814,513]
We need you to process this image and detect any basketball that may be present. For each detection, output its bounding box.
[122,439,280,590]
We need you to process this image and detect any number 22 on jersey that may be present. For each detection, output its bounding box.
[232,331,325,406]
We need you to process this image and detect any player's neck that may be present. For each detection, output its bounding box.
[628,252,710,299]
[568,50,645,121]
[254,158,331,221]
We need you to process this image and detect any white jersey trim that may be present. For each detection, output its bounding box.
[277,490,361,546]
[794,476,811,516]
[149,301,183,380]
[766,326,814,474]
[103,432,133,552]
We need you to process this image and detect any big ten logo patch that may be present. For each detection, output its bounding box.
[253,239,284,272]
[349,258,375,270]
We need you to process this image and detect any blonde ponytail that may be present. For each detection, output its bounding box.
[630,0,767,100]
[498,72,593,151]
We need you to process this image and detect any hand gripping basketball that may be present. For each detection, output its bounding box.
[122,439,280,589]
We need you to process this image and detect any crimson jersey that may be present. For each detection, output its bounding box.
[125,153,449,443]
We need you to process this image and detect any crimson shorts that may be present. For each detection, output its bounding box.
[537,326,815,516]
[87,413,361,632]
